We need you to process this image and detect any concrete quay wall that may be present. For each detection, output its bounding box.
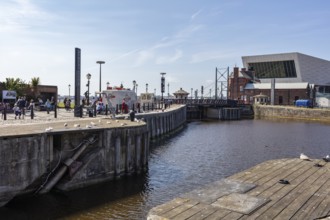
[135,105,187,139]
[0,105,187,206]
[254,105,330,121]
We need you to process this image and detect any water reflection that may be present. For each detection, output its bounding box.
[1,119,330,219]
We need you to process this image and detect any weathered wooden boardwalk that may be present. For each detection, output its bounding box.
[147,158,330,220]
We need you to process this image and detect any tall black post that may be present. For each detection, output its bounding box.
[74,48,81,117]
[160,72,166,102]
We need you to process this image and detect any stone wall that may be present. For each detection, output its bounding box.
[136,105,187,139]
[0,105,187,206]
[254,105,330,122]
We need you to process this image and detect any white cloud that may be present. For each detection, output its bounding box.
[191,9,202,21]
[174,24,203,39]
[0,0,55,33]
[133,24,202,66]
[134,50,154,66]
[110,49,140,62]
[190,51,237,63]
[156,49,183,64]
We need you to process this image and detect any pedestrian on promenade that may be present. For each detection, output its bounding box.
[17,96,26,118]
[26,99,36,117]
[50,96,55,110]
[65,99,71,111]
[45,99,51,114]
[13,104,21,119]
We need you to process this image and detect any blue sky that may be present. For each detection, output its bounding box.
[1,0,329,97]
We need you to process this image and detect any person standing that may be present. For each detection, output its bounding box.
[13,104,21,119]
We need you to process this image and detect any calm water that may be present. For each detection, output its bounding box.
[1,119,330,219]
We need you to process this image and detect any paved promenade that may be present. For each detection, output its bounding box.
[0,108,140,137]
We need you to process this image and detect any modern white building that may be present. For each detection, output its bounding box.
[242,52,330,85]
[241,52,330,107]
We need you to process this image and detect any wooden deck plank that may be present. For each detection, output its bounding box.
[241,159,300,184]
[247,158,313,197]
[203,209,232,220]
[229,159,291,182]
[291,168,330,219]
[256,164,326,219]
[148,197,190,216]
[221,212,245,220]
[290,186,329,220]
[230,160,309,220]
[147,159,330,220]
[251,159,305,185]
[228,159,290,181]
[186,205,218,220]
[172,203,209,220]
[239,160,325,220]
[162,200,199,219]
[309,190,330,219]
[273,171,328,219]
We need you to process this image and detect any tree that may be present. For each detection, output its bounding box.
[31,77,40,87]
[1,78,28,100]
[30,77,41,97]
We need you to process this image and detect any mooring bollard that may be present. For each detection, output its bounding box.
[31,106,34,119]
[54,105,57,118]
[3,108,7,120]
[129,110,135,122]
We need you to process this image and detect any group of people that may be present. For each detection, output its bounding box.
[10,96,56,119]
[12,96,35,119]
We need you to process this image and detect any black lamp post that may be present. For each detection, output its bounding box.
[160,72,166,101]
[146,83,148,93]
[133,80,136,93]
[191,88,193,99]
[68,84,71,98]
[86,73,91,105]
[96,61,105,98]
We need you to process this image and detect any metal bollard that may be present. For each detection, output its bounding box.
[31,106,34,119]
[54,105,57,118]
[3,108,6,120]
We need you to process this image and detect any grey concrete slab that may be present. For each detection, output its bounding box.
[180,179,256,204]
[212,193,270,215]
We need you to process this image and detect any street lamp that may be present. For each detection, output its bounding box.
[96,61,105,98]
[167,83,170,98]
[133,80,136,92]
[160,72,166,101]
[191,88,193,99]
[146,83,148,93]
[86,73,91,105]
[68,84,71,98]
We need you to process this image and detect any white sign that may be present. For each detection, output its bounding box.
[2,90,17,99]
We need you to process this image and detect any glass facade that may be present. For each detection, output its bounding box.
[248,60,297,78]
